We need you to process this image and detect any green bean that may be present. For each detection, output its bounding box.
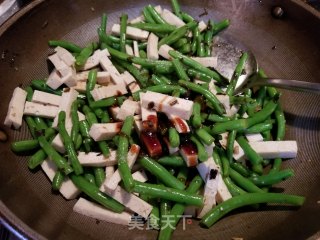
[179,43,192,54]
[191,102,201,128]
[196,34,205,57]
[187,69,212,83]
[191,27,199,55]
[130,23,175,33]
[84,173,97,186]
[176,167,189,184]
[171,50,224,83]
[31,80,62,96]
[158,175,203,240]
[168,127,180,148]
[94,167,106,187]
[172,58,190,81]
[119,14,128,53]
[48,40,82,53]
[24,117,37,139]
[224,177,247,197]
[79,120,90,138]
[217,148,229,178]
[160,199,171,229]
[226,129,237,162]
[58,111,83,175]
[200,193,305,228]
[52,171,64,191]
[138,42,148,50]
[179,80,225,115]
[33,117,48,131]
[212,19,230,36]
[171,0,182,18]
[76,42,98,66]
[270,158,282,174]
[212,147,222,168]
[38,136,73,175]
[275,104,286,141]
[239,122,273,134]
[139,49,147,58]
[249,169,294,187]
[89,97,117,109]
[150,202,160,229]
[146,5,167,24]
[94,108,110,123]
[100,13,107,34]
[28,149,47,169]
[70,174,125,213]
[190,136,208,162]
[230,162,251,177]
[195,128,214,145]
[204,20,214,56]
[83,138,93,153]
[70,100,80,144]
[157,156,186,167]
[131,57,173,69]
[150,74,166,85]
[181,12,194,23]
[172,38,188,49]
[211,98,278,134]
[237,136,263,174]
[98,29,133,46]
[145,84,187,95]
[139,156,185,190]
[226,52,248,96]
[229,168,264,193]
[256,86,267,107]
[158,21,197,47]
[133,181,203,206]
[143,6,156,23]
[120,115,134,136]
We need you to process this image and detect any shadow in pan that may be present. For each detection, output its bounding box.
[284,111,320,131]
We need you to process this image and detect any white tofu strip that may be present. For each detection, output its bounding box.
[194,79,207,84]
[72,81,87,93]
[216,173,232,203]
[133,41,140,57]
[140,91,194,120]
[122,71,141,93]
[197,157,221,181]
[61,66,77,87]
[198,20,208,32]
[245,133,264,142]
[154,5,163,14]
[111,24,149,40]
[132,170,148,183]
[197,173,219,218]
[116,99,141,120]
[23,101,59,118]
[158,44,174,60]
[225,105,240,117]
[249,141,298,159]
[180,146,198,167]
[205,142,215,157]
[4,87,27,129]
[220,132,245,161]
[90,83,127,101]
[140,105,158,132]
[52,88,79,128]
[163,137,179,154]
[102,144,140,192]
[191,57,218,68]
[167,114,190,133]
[89,122,122,141]
[78,151,117,167]
[41,159,80,199]
[51,133,65,153]
[216,95,230,114]
[109,106,120,120]
[99,54,124,85]
[208,80,217,95]
[105,186,152,219]
[75,71,111,84]
[125,44,134,56]
[55,46,75,66]
[48,53,69,76]
[134,119,143,136]
[74,198,132,226]
[129,15,145,24]
[31,90,62,106]
[147,33,159,60]
[82,49,110,70]
[46,70,64,90]
[161,9,185,27]
[105,165,115,182]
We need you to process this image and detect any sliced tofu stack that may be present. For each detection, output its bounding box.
[147,33,159,60]
[116,99,140,121]
[140,91,194,120]
[74,198,132,225]
[122,71,141,93]
[81,49,110,70]
[41,159,80,199]
[101,144,140,192]
[99,53,124,85]
[167,114,190,133]
[180,141,198,167]
[249,141,297,159]
[89,122,123,141]
[78,150,117,167]
[4,87,27,129]
[111,24,149,40]
[23,101,59,119]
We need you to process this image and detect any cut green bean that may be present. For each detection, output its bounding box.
[52,171,64,191]
[76,42,98,66]
[28,149,47,169]
[171,0,182,18]
[195,128,214,145]
[94,167,106,187]
[190,136,208,162]
[48,40,82,53]
[224,177,247,197]
[147,5,167,24]
[192,102,202,128]
[249,169,294,187]
[157,156,186,167]
[119,14,128,53]
[143,6,156,24]
[168,127,180,148]
[31,80,62,96]
[229,168,264,193]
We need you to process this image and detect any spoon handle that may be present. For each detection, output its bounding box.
[251,78,320,94]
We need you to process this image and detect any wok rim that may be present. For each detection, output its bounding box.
[0,0,319,239]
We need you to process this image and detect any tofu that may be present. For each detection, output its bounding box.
[245,133,264,142]
[81,49,104,70]
[158,44,174,60]
[154,5,163,14]
[101,144,140,192]
[249,141,298,159]
[129,15,145,24]
[122,71,141,93]
[180,145,198,167]
[140,91,193,120]
[41,159,80,199]
[105,165,115,182]
[141,106,158,132]
[105,186,152,219]
[147,33,159,60]
[167,114,190,133]
[191,57,218,68]
[61,66,77,87]
[134,119,143,136]
[46,69,64,90]
[51,133,65,153]
[205,142,215,157]
[78,151,117,167]
[216,95,230,114]
[163,137,179,154]
[161,9,185,27]
[31,90,62,106]
[116,99,140,121]
[216,173,232,203]
[23,101,59,118]
[89,122,122,141]
[225,105,240,117]
[125,44,134,56]
[4,87,27,129]
[99,54,124,85]
[91,83,127,101]
[111,24,149,40]
[48,53,69,76]
[197,157,221,181]
[208,80,218,95]
[55,46,75,66]
[133,41,140,57]
[72,81,87,93]
[198,20,208,32]
[74,198,132,226]
[132,170,148,183]
[220,133,246,162]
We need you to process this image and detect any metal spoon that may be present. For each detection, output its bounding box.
[212,35,320,95]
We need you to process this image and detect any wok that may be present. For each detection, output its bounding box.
[0,0,319,239]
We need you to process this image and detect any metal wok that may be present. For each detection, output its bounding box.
[0,0,319,239]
